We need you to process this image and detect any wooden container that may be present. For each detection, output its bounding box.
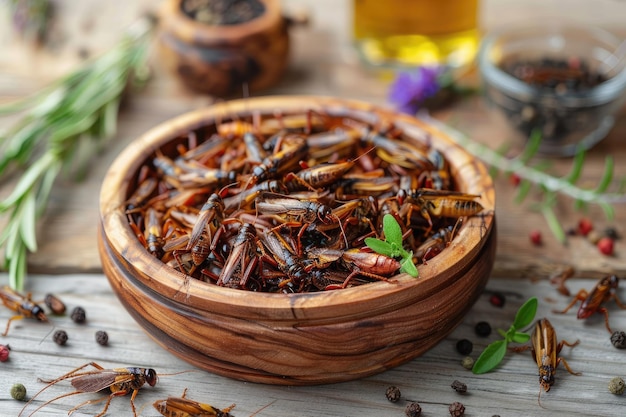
[157,0,289,97]
[98,96,496,385]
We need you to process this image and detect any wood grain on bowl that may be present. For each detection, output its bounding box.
[98,96,496,385]
[157,0,290,96]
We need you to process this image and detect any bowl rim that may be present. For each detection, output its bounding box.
[99,95,495,317]
[477,21,626,106]
[159,0,284,44]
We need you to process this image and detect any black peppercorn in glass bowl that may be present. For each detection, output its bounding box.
[478,22,626,157]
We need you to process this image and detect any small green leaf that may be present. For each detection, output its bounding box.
[565,150,585,184]
[511,331,531,344]
[514,179,533,204]
[364,238,394,257]
[382,214,403,245]
[400,256,419,278]
[472,339,508,374]
[518,129,542,164]
[541,205,566,245]
[512,297,538,330]
[595,155,613,194]
[18,193,38,253]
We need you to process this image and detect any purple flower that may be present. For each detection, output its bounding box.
[388,66,444,114]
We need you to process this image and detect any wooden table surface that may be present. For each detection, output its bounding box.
[2,1,626,416]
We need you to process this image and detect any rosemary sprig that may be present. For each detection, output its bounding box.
[0,17,154,291]
[427,118,626,244]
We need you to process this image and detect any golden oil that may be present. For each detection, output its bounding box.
[353,0,480,69]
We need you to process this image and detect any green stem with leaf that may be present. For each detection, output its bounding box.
[364,214,419,278]
[428,118,625,243]
[472,297,538,374]
[0,17,154,291]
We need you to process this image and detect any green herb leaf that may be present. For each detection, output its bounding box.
[512,297,538,330]
[382,214,403,245]
[595,155,614,194]
[364,238,394,257]
[18,193,38,253]
[511,331,531,344]
[565,150,585,184]
[400,256,419,278]
[472,339,508,374]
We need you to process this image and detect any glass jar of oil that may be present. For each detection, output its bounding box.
[353,0,480,69]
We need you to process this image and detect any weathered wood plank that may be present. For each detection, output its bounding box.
[2,273,626,416]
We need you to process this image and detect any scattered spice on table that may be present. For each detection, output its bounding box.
[0,344,11,362]
[70,306,86,323]
[489,292,505,308]
[529,230,542,246]
[53,329,68,345]
[385,385,402,403]
[597,237,614,256]
[405,402,422,417]
[449,401,465,417]
[608,377,625,395]
[10,383,27,401]
[95,330,109,346]
[610,331,626,349]
[461,356,474,370]
[450,380,467,394]
[578,218,594,236]
[44,293,66,315]
[455,339,473,355]
[474,321,492,337]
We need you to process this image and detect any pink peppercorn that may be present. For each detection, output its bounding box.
[0,344,11,362]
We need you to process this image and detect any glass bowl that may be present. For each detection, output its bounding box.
[98,96,496,385]
[478,22,626,156]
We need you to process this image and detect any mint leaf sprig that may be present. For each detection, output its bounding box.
[364,214,419,278]
[472,297,538,374]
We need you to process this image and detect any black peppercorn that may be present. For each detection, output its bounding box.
[449,401,465,417]
[405,401,422,417]
[456,339,473,355]
[474,321,492,337]
[611,331,626,349]
[95,330,109,346]
[385,385,401,403]
[53,330,68,346]
[451,380,467,393]
[70,306,86,324]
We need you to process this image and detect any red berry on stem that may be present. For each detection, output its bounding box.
[509,173,521,187]
[598,237,614,256]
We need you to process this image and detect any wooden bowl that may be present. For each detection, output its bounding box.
[157,0,290,97]
[98,96,496,385]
